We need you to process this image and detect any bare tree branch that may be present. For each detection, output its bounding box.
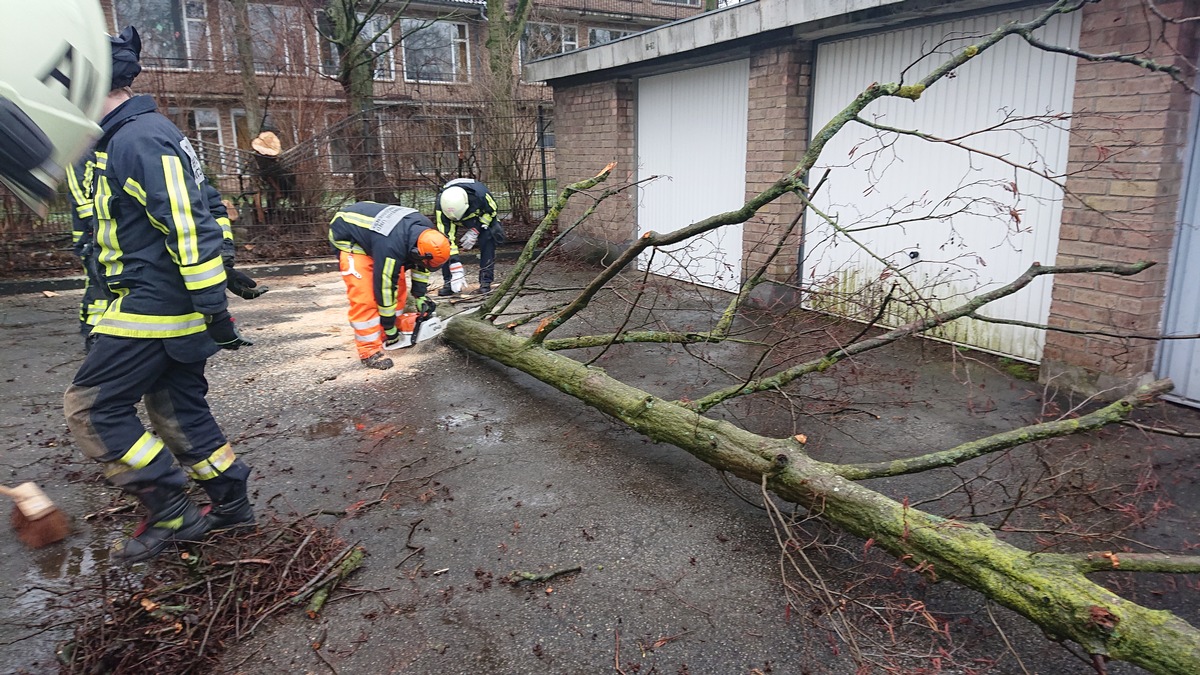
[833,380,1173,480]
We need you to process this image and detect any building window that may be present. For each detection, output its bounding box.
[401,20,469,83]
[587,27,633,46]
[407,116,475,176]
[168,107,224,175]
[326,115,355,176]
[221,3,306,75]
[522,23,579,62]
[114,0,211,70]
[317,11,396,81]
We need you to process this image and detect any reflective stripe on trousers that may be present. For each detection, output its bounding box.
[63,335,245,490]
[340,251,394,360]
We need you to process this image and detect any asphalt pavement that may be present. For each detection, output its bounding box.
[1,262,1197,674]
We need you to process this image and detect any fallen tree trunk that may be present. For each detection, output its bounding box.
[443,313,1200,674]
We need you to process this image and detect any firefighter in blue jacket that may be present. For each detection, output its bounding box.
[328,202,451,370]
[434,178,503,296]
[66,146,266,353]
[64,156,110,350]
[63,27,257,564]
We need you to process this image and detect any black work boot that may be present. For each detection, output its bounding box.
[361,352,394,370]
[116,485,211,564]
[199,474,256,531]
[437,285,456,297]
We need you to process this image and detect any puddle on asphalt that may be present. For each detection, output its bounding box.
[437,411,508,446]
[4,523,124,669]
[304,416,370,439]
[31,539,111,580]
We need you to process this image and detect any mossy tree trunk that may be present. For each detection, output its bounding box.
[438,1,1200,671]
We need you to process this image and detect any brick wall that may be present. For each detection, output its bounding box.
[1042,0,1198,394]
[743,43,811,284]
[552,80,638,260]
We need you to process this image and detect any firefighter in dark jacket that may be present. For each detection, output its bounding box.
[434,178,503,296]
[64,155,110,350]
[63,27,257,564]
[66,146,266,353]
[328,202,451,370]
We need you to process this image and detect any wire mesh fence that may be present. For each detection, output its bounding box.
[0,98,555,278]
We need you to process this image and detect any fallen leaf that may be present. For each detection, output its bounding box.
[42,290,59,297]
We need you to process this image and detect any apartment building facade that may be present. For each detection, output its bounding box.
[99,0,706,187]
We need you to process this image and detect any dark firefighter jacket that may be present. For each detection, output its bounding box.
[328,202,436,330]
[434,178,498,233]
[88,95,229,357]
[68,151,234,263]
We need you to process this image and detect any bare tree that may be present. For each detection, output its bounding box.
[441,2,1200,672]
[479,0,536,224]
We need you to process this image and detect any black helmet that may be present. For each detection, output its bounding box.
[110,26,141,90]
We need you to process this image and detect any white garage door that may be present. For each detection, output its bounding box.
[637,59,749,293]
[807,9,1081,361]
[1157,99,1200,407]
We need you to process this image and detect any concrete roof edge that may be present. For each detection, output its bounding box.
[523,0,1015,83]
[523,0,886,82]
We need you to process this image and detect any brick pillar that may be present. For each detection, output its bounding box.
[744,43,812,288]
[551,80,637,263]
[1042,0,1198,395]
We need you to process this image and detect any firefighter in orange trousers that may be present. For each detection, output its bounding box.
[328,202,451,370]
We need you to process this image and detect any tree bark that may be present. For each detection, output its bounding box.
[226,0,263,137]
[443,313,1200,674]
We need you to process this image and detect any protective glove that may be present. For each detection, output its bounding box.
[383,326,402,348]
[226,266,269,300]
[458,228,479,251]
[448,261,465,293]
[414,296,437,318]
[207,310,253,349]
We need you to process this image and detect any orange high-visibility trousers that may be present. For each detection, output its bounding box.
[339,251,411,360]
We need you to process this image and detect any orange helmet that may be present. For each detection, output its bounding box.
[411,228,451,271]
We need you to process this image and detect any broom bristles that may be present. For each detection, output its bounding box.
[10,504,70,549]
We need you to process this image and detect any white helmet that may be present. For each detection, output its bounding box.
[439,185,470,221]
[0,0,110,216]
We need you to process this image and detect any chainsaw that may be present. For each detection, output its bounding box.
[384,311,444,350]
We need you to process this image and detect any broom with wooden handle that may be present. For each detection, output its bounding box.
[0,482,70,549]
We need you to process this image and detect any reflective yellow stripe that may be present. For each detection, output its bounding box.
[83,299,109,325]
[93,309,208,338]
[411,269,431,284]
[217,216,233,240]
[93,175,123,278]
[65,162,87,205]
[336,211,376,229]
[154,515,185,530]
[162,155,200,264]
[180,255,227,291]
[119,431,165,470]
[187,443,236,480]
[382,257,397,307]
[123,177,147,205]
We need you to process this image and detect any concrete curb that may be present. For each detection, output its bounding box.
[0,247,527,296]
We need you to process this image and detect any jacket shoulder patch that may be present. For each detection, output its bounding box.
[178,138,206,188]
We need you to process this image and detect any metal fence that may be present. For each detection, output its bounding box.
[0,99,555,278]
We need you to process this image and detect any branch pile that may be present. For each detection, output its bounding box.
[55,515,362,674]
